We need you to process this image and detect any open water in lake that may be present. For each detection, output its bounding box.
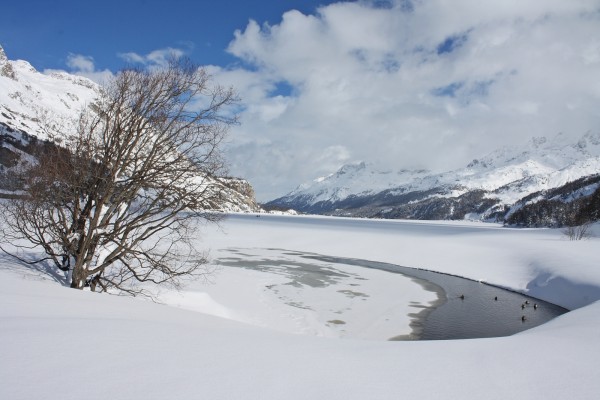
[300,253,569,340]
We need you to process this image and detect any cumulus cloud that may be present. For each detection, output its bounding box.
[118,47,188,69]
[66,54,96,74]
[215,0,600,200]
[44,53,114,84]
[50,46,191,83]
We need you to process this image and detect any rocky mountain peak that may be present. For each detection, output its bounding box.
[0,45,7,64]
[0,44,16,80]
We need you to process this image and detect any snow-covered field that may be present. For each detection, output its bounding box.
[1,214,599,399]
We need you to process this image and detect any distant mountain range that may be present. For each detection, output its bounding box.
[0,45,262,213]
[268,132,600,227]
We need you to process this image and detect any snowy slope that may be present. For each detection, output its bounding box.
[2,215,600,400]
[0,45,99,140]
[293,162,432,202]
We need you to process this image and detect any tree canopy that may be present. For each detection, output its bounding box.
[1,59,238,295]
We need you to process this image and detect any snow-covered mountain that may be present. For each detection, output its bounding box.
[0,45,262,213]
[268,132,600,225]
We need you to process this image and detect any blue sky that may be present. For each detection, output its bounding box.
[2,1,600,201]
[0,0,338,72]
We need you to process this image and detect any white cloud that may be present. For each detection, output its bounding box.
[118,47,187,69]
[42,45,191,86]
[214,0,600,201]
[45,53,114,84]
[66,54,95,73]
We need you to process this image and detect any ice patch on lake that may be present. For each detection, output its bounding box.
[160,247,439,340]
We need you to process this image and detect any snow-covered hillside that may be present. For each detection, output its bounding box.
[268,132,600,222]
[0,45,99,140]
[0,45,262,213]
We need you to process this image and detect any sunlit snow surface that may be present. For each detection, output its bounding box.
[1,214,600,399]
[161,247,438,340]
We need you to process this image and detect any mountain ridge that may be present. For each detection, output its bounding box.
[268,131,600,225]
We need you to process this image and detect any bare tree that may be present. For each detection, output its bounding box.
[1,59,237,295]
[563,222,593,241]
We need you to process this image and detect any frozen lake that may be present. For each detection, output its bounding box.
[160,214,572,340]
[214,247,567,340]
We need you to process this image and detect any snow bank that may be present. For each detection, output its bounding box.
[1,267,600,400]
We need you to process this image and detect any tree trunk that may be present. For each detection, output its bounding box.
[70,263,88,289]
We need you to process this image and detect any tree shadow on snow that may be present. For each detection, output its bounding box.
[0,249,67,286]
